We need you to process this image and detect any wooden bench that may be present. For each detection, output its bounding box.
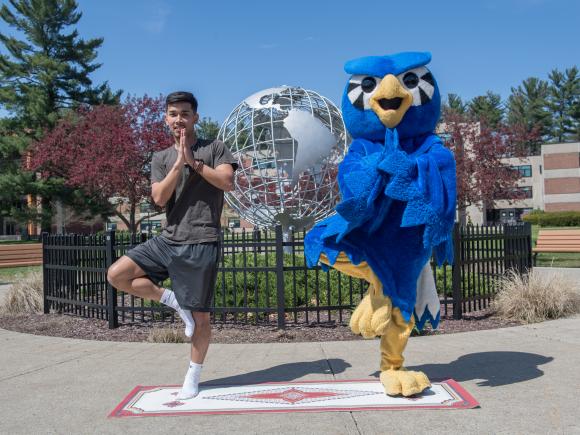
[533,229,580,265]
[0,243,43,268]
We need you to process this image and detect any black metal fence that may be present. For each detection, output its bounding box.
[42,223,532,328]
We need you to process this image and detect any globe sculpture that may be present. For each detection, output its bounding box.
[218,86,348,231]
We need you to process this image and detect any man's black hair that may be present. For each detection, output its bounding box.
[166,91,198,112]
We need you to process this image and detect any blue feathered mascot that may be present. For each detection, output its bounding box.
[305,52,456,396]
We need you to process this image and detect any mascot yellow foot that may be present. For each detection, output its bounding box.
[377,311,431,396]
[322,252,431,397]
[380,369,431,397]
[375,302,431,397]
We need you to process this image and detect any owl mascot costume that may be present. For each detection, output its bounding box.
[305,52,456,396]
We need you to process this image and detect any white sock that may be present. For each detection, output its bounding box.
[160,289,195,338]
[176,361,202,400]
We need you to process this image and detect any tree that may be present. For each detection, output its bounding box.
[0,0,120,230]
[196,117,220,140]
[468,91,504,129]
[573,97,580,141]
[442,112,540,225]
[506,77,551,153]
[441,93,467,121]
[28,95,172,233]
[547,66,579,143]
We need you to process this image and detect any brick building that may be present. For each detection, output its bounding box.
[469,142,580,224]
[542,142,580,212]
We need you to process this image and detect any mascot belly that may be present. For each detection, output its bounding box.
[304,52,456,397]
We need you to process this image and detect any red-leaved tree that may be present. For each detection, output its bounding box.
[442,112,541,225]
[28,95,173,232]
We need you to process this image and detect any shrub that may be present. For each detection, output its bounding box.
[214,252,367,311]
[147,327,187,343]
[1,271,43,315]
[493,269,580,323]
[435,265,452,296]
[523,210,580,227]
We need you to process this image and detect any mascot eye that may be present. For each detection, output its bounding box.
[397,66,435,107]
[347,74,381,110]
[361,77,376,93]
[402,72,419,89]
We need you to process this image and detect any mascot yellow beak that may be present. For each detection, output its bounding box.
[370,74,413,128]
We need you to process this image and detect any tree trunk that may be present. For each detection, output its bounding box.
[55,199,65,234]
[129,204,136,235]
[457,205,467,227]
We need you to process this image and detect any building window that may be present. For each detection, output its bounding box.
[516,186,533,199]
[498,186,533,200]
[140,220,162,233]
[513,165,532,177]
[140,202,154,214]
[256,160,276,169]
[440,132,451,142]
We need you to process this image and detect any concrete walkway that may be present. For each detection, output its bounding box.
[1,317,579,434]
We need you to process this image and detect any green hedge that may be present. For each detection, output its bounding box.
[161,252,453,310]
[213,252,365,309]
[522,210,580,226]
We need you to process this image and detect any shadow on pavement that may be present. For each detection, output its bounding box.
[204,359,352,386]
[370,351,553,387]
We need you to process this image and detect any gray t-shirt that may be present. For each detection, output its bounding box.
[151,139,237,244]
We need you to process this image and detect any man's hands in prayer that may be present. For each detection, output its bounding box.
[176,129,204,173]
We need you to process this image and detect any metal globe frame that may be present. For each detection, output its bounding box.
[218,86,348,229]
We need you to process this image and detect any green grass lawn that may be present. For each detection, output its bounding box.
[532,225,580,268]
[0,266,42,285]
[0,239,41,244]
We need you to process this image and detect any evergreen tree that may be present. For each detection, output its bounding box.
[468,91,504,129]
[547,66,579,143]
[0,0,121,231]
[441,93,467,121]
[506,77,551,153]
[573,98,580,141]
[196,117,220,141]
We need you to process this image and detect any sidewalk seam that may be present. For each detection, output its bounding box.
[319,342,336,377]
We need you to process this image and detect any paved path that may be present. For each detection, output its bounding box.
[1,317,579,434]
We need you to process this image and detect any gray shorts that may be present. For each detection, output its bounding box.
[126,236,219,311]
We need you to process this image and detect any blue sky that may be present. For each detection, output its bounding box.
[3,0,580,123]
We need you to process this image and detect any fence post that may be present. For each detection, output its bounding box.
[275,224,286,329]
[42,232,50,314]
[503,224,513,272]
[524,222,532,270]
[451,223,463,320]
[105,230,118,329]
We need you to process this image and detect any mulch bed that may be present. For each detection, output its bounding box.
[0,310,522,344]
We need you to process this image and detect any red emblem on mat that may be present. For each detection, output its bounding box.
[204,386,380,405]
[162,400,186,408]
[244,387,340,404]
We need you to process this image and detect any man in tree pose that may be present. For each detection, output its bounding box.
[107,92,237,399]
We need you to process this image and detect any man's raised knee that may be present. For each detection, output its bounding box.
[107,263,122,287]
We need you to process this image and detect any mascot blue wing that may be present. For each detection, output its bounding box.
[304,138,385,269]
[379,136,456,265]
[331,138,386,241]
